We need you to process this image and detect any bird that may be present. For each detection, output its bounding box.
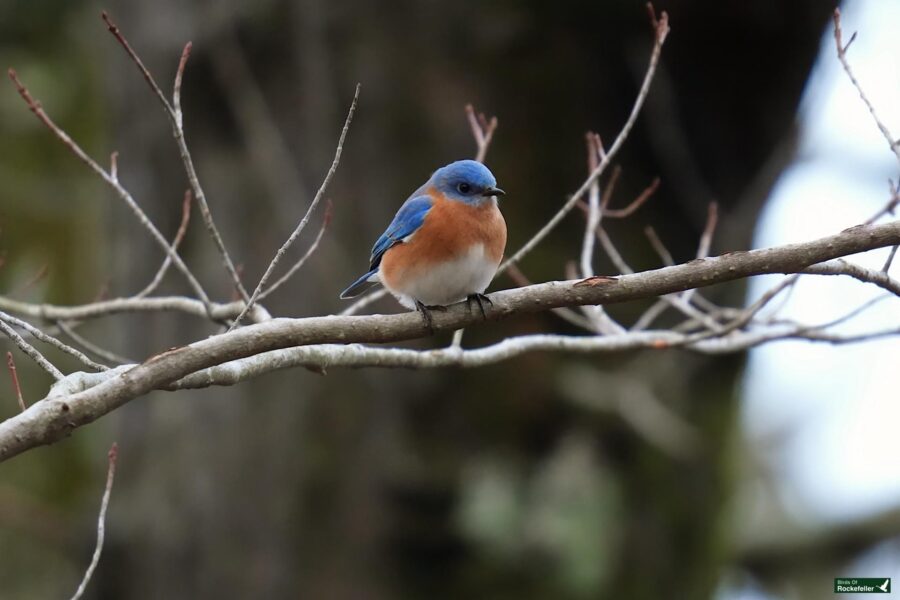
[340,159,507,329]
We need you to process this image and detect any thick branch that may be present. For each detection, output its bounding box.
[0,219,899,462]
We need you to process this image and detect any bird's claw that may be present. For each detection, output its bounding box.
[466,293,493,320]
[414,300,446,332]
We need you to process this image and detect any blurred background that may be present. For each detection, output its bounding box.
[1,0,898,598]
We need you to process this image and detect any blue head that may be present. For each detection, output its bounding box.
[430,160,505,205]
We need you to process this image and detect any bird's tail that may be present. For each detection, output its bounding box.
[339,269,381,299]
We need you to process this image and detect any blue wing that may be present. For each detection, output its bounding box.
[368,194,433,269]
[339,194,433,299]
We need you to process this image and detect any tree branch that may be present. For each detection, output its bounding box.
[1,218,899,462]
[229,84,360,329]
[0,296,271,324]
[102,12,250,301]
[70,442,117,600]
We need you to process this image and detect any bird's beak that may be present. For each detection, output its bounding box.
[483,187,505,197]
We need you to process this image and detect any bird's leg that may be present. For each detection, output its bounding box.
[414,300,446,332]
[466,293,493,320]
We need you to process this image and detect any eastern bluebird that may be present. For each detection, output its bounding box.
[340,160,507,327]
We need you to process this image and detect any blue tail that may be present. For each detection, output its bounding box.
[340,269,381,299]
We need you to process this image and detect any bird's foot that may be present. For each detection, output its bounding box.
[466,293,493,320]
[414,300,447,332]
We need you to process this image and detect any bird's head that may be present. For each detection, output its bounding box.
[431,160,505,205]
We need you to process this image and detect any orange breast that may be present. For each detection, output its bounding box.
[380,191,507,290]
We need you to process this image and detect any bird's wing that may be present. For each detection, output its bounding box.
[368,194,433,269]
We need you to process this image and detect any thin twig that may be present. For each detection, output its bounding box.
[137,190,192,298]
[804,258,900,296]
[230,84,360,330]
[579,133,603,281]
[644,225,674,266]
[0,311,108,372]
[0,320,63,380]
[102,13,250,301]
[883,245,898,273]
[466,104,498,164]
[682,201,718,303]
[173,42,191,125]
[579,132,623,334]
[258,200,333,301]
[450,329,465,349]
[603,176,660,218]
[832,8,900,169]
[631,299,670,332]
[0,295,270,324]
[864,182,899,225]
[101,12,174,113]
[6,352,25,411]
[499,10,669,274]
[70,443,118,600]
[678,275,800,345]
[694,202,719,260]
[56,321,133,366]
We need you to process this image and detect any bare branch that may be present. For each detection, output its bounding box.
[579,133,603,281]
[173,42,191,124]
[883,244,898,273]
[500,10,669,274]
[2,217,899,462]
[832,8,900,169]
[30,319,900,399]
[0,311,108,372]
[644,225,674,266]
[466,104,498,163]
[631,299,670,332]
[579,132,624,334]
[137,190,192,298]
[258,201,333,301]
[0,296,271,324]
[56,321,134,366]
[803,258,900,296]
[603,176,659,218]
[70,442,118,600]
[695,201,719,260]
[0,320,63,381]
[230,84,360,330]
[682,201,718,303]
[102,12,250,301]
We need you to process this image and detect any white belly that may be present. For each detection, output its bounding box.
[379,243,499,309]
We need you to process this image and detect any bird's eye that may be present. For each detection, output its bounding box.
[457,182,471,194]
